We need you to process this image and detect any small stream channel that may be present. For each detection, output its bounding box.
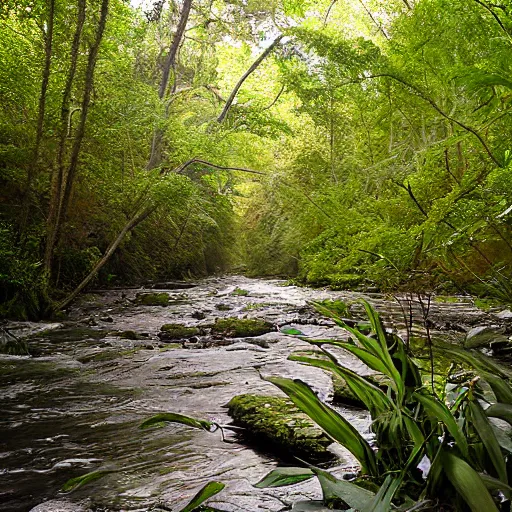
[1,276,509,512]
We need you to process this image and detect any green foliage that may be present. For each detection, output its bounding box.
[268,300,512,509]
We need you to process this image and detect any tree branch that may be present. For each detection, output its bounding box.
[217,35,283,123]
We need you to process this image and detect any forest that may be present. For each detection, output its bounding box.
[2,0,512,319]
[3,1,512,512]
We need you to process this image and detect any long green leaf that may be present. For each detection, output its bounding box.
[435,344,511,378]
[481,372,512,404]
[441,451,499,512]
[62,469,113,492]
[266,377,377,475]
[486,402,512,425]
[413,392,469,459]
[480,473,512,493]
[179,481,225,512]
[468,400,507,485]
[362,475,401,512]
[288,354,392,416]
[312,301,403,399]
[299,337,391,377]
[140,412,214,431]
[312,467,376,509]
[254,467,314,488]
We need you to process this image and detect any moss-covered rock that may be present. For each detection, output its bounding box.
[211,317,274,337]
[158,323,200,340]
[136,292,170,306]
[227,394,332,459]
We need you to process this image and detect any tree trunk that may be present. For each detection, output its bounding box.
[217,35,283,123]
[19,0,55,235]
[147,0,193,170]
[44,0,110,275]
[55,205,156,311]
[45,0,86,273]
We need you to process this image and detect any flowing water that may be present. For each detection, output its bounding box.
[0,276,504,512]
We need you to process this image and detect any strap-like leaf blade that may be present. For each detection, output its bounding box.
[140,412,214,431]
[441,451,499,512]
[254,467,314,488]
[179,481,225,512]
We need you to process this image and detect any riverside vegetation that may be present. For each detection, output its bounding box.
[2,0,512,319]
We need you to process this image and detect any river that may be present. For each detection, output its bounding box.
[0,275,504,511]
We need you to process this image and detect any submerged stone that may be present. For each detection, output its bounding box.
[211,317,274,337]
[227,394,332,459]
[135,292,170,306]
[158,323,200,340]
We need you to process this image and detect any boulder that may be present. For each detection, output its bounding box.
[211,318,274,338]
[227,394,332,459]
[158,323,200,341]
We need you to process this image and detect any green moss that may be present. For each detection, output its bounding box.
[232,287,249,296]
[210,317,273,337]
[215,304,232,311]
[159,323,200,339]
[136,292,170,306]
[474,298,502,311]
[114,330,146,340]
[434,296,461,304]
[227,394,332,459]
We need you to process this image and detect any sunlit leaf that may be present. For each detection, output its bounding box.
[140,412,215,431]
[254,467,314,488]
[179,481,225,512]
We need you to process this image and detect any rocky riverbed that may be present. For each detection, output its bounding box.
[1,275,510,512]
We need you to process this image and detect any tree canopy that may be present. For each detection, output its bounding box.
[1,0,512,318]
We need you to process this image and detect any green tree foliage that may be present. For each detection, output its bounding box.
[2,0,512,318]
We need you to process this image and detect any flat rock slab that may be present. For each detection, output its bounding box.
[227,394,332,460]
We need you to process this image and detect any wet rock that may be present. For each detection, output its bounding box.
[225,342,268,352]
[227,394,332,459]
[29,500,90,512]
[191,310,207,320]
[135,292,170,306]
[464,325,508,349]
[495,310,512,320]
[158,323,200,341]
[114,330,147,340]
[210,317,274,338]
[99,316,113,323]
